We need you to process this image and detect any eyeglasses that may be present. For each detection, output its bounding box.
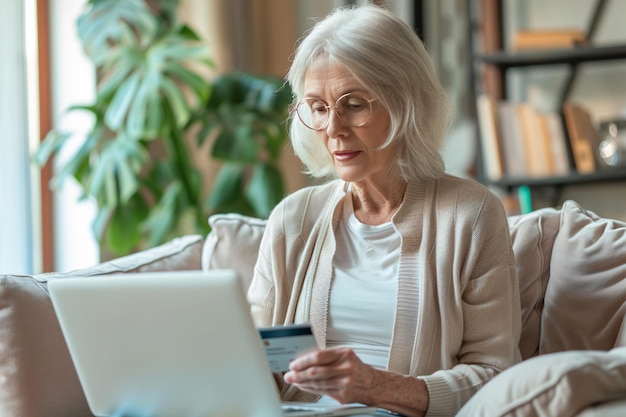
[293,93,377,131]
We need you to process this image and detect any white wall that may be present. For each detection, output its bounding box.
[49,0,99,271]
[296,0,414,39]
[0,0,33,273]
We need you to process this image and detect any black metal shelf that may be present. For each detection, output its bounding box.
[488,168,626,190]
[476,43,626,69]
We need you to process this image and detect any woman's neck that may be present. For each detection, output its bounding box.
[350,177,407,225]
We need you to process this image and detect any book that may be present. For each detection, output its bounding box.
[497,101,530,177]
[517,103,551,177]
[512,29,587,50]
[539,112,571,176]
[562,102,599,174]
[476,94,505,180]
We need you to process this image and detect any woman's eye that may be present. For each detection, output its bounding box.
[311,102,327,113]
[344,99,366,111]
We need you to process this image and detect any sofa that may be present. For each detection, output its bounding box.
[1,199,626,417]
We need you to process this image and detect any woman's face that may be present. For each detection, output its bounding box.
[302,59,395,186]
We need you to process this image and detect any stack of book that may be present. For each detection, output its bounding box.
[476,95,600,181]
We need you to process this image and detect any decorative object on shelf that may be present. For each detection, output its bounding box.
[598,119,626,168]
[35,0,291,255]
[562,102,600,174]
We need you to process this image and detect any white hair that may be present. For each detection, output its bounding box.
[287,3,452,181]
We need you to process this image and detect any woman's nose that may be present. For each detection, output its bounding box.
[325,108,348,137]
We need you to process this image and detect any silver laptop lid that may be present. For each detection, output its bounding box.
[48,270,282,417]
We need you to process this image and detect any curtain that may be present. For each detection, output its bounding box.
[180,0,297,76]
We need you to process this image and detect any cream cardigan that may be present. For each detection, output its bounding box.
[248,176,522,417]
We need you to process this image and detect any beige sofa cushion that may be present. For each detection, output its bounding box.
[456,347,626,417]
[202,213,267,291]
[575,399,626,417]
[541,201,626,354]
[508,206,561,359]
[0,235,203,417]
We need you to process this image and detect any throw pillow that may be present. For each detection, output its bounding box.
[202,213,267,291]
[456,347,626,417]
[541,200,626,354]
[507,206,561,359]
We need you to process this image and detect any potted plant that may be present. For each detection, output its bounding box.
[36,0,291,255]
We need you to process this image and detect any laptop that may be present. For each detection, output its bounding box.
[48,270,380,417]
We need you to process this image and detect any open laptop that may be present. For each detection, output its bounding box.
[48,270,380,417]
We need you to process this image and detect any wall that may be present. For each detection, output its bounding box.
[0,0,34,273]
[48,0,100,271]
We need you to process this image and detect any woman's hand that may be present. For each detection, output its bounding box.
[283,347,383,404]
[283,347,429,417]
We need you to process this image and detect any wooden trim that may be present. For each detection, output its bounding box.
[481,0,504,99]
[37,0,54,272]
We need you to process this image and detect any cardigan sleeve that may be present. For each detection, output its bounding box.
[247,202,285,328]
[246,189,328,403]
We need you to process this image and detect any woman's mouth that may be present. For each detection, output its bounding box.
[333,151,361,161]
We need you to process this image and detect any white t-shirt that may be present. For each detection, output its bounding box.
[317,193,401,406]
[326,192,401,369]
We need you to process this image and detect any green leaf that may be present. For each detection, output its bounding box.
[104,195,148,254]
[212,127,259,163]
[196,117,218,146]
[92,205,112,241]
[126,79,151,139]
[48,125,102,190]
[86,134,147,206]
[145,95,163,138]
[154,41,210,62]
[33,130,71,166]
[245,162,285,217]
[142,181,182,246]
[163,62,210,105]
[206,163,244,210]
[98,52,136,100]
[260,121,288,161]
[210,195,255,216]
[208,74,245,109]
[161,77,191,128]
[175,23,201,41]
[78,0,158,64]
[105,71,140,130]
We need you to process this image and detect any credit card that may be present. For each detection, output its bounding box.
[258,324,318,373]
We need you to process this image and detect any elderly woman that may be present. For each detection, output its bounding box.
[247,3,521,417]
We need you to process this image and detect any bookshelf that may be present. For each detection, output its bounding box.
[470,0,626,209]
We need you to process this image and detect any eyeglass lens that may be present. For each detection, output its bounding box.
[295,94,373,130]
